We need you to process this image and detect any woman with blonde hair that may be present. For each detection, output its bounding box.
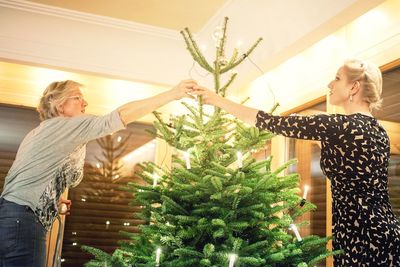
[191,59,400,266]
[0,79,196,266]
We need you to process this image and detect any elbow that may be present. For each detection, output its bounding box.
[117,107,128,126]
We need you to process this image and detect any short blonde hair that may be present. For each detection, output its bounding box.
[37,80,82,121]
[343,59,383,111]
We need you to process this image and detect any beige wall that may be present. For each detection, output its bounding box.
[241,0,400,115]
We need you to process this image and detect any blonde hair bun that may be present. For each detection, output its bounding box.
[37,80,82,121]
[343,59,383,111]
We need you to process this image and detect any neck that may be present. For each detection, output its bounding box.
[342,101,372,116]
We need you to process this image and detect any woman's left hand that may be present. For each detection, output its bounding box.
[58,198,72,215]
[190,86,221,105]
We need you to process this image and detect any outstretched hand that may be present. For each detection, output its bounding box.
[58,198,72,215]
[172,79,198,100]
[190,86,220,106]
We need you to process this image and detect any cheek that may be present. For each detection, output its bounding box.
[63,102,81,115]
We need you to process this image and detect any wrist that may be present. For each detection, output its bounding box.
[169,87,180,100]
[216,95,228,108]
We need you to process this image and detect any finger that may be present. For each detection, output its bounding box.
[183,79,197,84]
[185,82,197,89]
[181,80,197,87]
[189,87,201,92]
[184,84,196,89]
[192,90,206,95]
[183,87,195,94]
[192,86,206,91]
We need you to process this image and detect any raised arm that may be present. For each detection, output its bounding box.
[191,86,258,125]
[191,86,345,141]
[255,111,344,141]
[118,79,197,125]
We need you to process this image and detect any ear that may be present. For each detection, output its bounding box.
[56,103,64,115]
[351,81,361,95]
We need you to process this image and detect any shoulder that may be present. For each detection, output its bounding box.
[41,114,98,127]
[324,114,378,137]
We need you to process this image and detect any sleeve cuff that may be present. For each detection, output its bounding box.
[111,109,126,131]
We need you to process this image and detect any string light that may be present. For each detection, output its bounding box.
[228,254,237,267]
[300,185,310,207]
[289,224,302,241]
[155,247,162,266]
[236,151,243,168]
[302,185,310,199]
[152,173,160,187]
[183,151,191,169]
[212,26,223,42]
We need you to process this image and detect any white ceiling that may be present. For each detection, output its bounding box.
[28,0,227,32]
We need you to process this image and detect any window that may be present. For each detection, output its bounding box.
[285,100,327,267]
[375,63,400,218]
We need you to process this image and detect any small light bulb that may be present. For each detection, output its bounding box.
[228,254,237,267]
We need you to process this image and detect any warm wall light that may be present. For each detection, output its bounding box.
[120,140,156,176]
[31,67,72,88]
[354,9,389,32]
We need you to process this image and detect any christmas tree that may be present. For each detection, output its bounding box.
[61,133,142,266]
[83,17,339,267]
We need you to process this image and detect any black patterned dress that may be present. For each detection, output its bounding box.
[255,111,400,266]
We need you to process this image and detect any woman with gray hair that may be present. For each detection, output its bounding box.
[191,59,400,266]
[0,79,196,266]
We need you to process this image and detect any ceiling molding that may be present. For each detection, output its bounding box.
[0,4,191,86]
[0,0,180,40]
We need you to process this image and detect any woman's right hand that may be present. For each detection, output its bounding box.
[171,79,198,100]
[58,198,71,215]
